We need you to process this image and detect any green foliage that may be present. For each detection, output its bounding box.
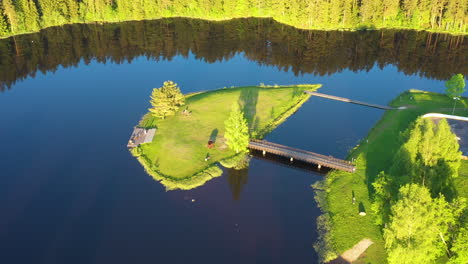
[448,226,468,264]
[384,184,467,264]
[372,116,462,239]
[149,80,185,119]
[392,118,461,197]
[384,184,448,264]
[445,74,466,98]
[0,8,8,34]
[0,0,466,38]
[224,103,249,153]
[371,171,395,225]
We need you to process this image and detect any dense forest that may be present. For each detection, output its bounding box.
[0,18,466,91]
[0,0,466,38]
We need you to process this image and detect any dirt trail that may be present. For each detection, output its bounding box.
[329,238,374,263]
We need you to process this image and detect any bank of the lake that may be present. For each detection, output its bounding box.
[1,0,467,40]
[131,84,320,190]
[314,90,468,263]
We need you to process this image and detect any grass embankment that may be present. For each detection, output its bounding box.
[315,90,468,263]
[131,84,320,190]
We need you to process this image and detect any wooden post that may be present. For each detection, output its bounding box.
[290,157,293,163]
[262,150,266,157]
[318,164,321,169]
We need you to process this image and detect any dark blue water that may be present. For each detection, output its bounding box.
[0,22,456,264]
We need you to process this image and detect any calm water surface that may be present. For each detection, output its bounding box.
[0,18,466,264]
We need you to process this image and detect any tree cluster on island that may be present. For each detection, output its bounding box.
[372,116,466,264]
[149,80,185,119]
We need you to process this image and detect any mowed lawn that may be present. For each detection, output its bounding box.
[138,85,320,178]
[325,90,468,264]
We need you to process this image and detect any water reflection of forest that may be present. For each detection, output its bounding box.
[0,18,466,91]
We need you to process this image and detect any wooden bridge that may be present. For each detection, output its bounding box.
[249,139,356,173]
[305,91,394,110]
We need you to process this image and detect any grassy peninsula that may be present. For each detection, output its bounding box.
[131,84,320,190]
[314,90,468,263]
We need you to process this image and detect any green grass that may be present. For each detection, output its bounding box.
[319,90,468,263]
[131,84,320,190]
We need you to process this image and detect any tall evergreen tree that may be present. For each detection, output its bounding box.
[2,0,18,33]
[0,8,9,34]
[224,103,249,154]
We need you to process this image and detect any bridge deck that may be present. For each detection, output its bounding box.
[249,139,356,173]
[305,91,394,110]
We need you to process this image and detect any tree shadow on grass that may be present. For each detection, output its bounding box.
[358,202,366,214]
[209,128,218,143]
[238,87,259,131]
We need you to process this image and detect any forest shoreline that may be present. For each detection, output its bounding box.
[1,15,467,41]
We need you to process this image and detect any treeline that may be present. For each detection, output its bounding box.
[0,18,466,91]
[373,117,466,263]
[0,0,466,38]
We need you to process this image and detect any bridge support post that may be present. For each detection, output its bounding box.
[262,150,266,157]
[290,157,293,163]
[318,164,321,169]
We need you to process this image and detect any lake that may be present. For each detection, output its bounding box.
[0,18,466,264]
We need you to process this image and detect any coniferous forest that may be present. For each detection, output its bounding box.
[0,0,466,38]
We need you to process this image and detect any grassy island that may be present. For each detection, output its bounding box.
[131,84,320,190]
[314,90,468,263]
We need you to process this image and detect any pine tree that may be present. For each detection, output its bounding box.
[224,103,249,154]
[148,81,185,119]
[0,8,9,35]
[2,0,18,33]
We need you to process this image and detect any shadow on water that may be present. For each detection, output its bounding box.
[226,167,249,201]
[250,150,330,176]
[327,256,351,264]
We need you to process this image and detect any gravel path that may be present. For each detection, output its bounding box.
[340,238,374,263]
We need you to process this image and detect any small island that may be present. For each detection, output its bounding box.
[129,82,321,190]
